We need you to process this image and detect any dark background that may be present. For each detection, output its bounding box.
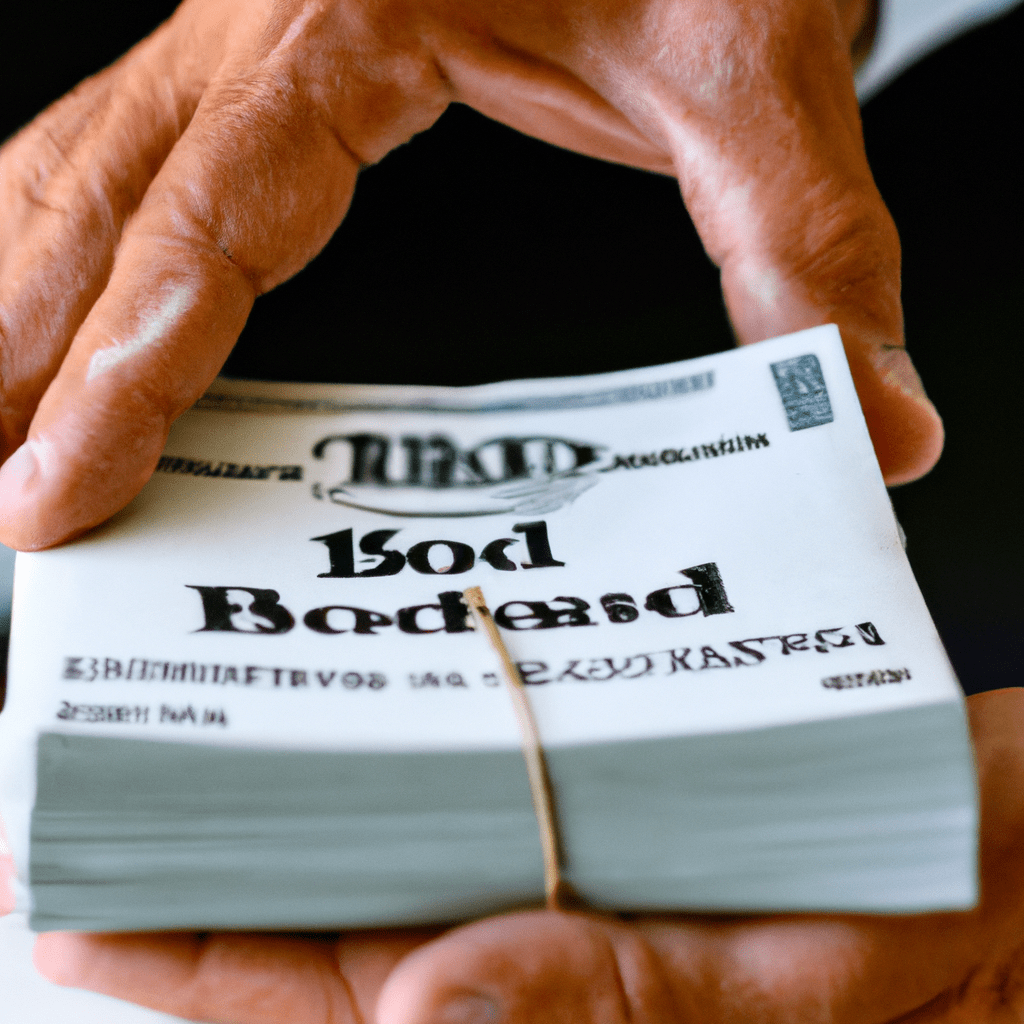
[2,3,1021,696]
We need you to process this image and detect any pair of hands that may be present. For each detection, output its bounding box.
[0,0,942,554]
[0,0,967,1020]
[2,688,1023,1023]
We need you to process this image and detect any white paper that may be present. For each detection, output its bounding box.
[0,326,965,901]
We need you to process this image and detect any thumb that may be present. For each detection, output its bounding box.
[647,1,942,484]
[376,910,685,1024]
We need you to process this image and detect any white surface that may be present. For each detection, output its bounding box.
[0,913,186,1024]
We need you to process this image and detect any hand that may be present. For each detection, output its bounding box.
[4,688,1018,1023]
[0,0,941,551]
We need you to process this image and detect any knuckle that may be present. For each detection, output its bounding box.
[791,190,899,282]
[601,921,685,1023]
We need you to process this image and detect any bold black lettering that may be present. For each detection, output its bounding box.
[481,538,519,571]
[586,658,631,681]
[438,591,473,633]
[472,437,598,481]
[494,596,595,630]
[778,634,810,654]
[728,639,767,666]
[303,606,393,635]
[814,627,855,652]
[666,647,693,672]
[516,661,551,685]
[856,622,886,645]
[406,540,475,575]
[396,604,446,634]
[312,528,355,577]
[679,563,735,616]
[513,521,566,568]
[423,436,458,487]
[600,592,639,623]
[621,655,656,679]
[400,436,424,485]
[312,529,406,578]
[495,601,559,630]
[357,530,407,576]
[312,434,390,484]
[466,438,527,483]
[644,585,702,618]
[188,586,295,634]
[699,646,732,669]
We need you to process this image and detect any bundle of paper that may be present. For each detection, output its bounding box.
[0,326,976,933]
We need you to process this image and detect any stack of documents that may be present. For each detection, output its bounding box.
[0,325,976,932]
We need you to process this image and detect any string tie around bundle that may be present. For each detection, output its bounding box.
[462,586,574,911]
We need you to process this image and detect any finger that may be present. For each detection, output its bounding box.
[0,60,362,551]
[34,929,436,1024]
[580,0,940,484]
[0,20,201,463]
[376,903,978,1024]
[378,910,689,1024]
[377,910,904,1024]
[678,4,941,485]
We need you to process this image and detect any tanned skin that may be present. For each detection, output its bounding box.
[1,2,977,1021]
[0,0,938,552]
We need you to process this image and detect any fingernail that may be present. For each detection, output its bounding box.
[0,442,59,550]
[876,346,930,404]
[429,993,502,1024]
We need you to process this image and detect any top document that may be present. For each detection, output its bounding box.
[1,324,964,752]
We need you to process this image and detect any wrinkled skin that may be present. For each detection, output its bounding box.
[1,689,1021,1022]
[0,0,941,551]
[0,1,965,1020]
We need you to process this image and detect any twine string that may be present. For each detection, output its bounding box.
[462,586,568,911]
